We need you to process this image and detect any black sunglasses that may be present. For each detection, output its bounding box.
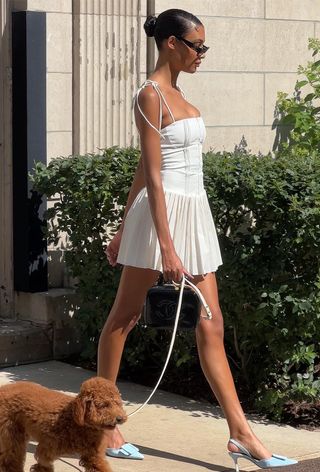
[175,36,209,55]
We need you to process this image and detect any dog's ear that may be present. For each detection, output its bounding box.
[73,396,87,426]
[73,396,97,426]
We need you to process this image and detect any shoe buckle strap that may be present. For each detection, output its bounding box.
[229,438,253,458]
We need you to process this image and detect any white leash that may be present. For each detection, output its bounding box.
[127,274,212,417]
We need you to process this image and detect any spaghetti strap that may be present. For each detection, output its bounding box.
[132,79,176,135]
[133,82,163,136]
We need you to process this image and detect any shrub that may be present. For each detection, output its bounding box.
[203,148,320,418]
[273,37,320,157]
[29,145,320,420]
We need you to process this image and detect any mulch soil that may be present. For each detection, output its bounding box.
[282,400,320,431]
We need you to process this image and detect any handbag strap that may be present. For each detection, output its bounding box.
[172,277,212,320]
[127,273,212,417]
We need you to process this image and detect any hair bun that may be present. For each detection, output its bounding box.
[144,15,157,37]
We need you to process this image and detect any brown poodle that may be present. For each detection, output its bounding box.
[0,376,127,472]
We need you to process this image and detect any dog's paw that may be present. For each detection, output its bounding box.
[79,457,112,472]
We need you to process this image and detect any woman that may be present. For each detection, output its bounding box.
[98,9,298,470]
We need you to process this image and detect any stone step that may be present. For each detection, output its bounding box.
[0,319,53,367]
[1,289,84,367]
[14,288,80,324]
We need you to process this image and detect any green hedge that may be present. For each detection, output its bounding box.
[204,148,320,417]
[29,146,320,420]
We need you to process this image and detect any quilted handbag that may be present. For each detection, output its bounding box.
[142,272,212,329]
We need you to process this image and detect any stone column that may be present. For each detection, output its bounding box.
[72,0,147,155]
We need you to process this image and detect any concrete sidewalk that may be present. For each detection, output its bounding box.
[0,361,319,472]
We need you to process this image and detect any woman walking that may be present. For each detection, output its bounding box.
[98,9,297,470]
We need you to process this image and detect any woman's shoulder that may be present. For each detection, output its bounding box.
[134,80,161,107]
[136,78,159,93]
[133,80,163,135]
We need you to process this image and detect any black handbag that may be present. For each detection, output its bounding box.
[142,273,212,330]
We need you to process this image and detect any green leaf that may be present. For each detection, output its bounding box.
[304,93,315,102]
[281,114,295,125]
[295,80,308,88]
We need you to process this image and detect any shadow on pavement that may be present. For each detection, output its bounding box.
[135,444,235,471]
[27,442,82,471]
[27,440,236,472]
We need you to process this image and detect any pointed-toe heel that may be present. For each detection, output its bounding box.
[228,438,298,470]
[106,442,144,460]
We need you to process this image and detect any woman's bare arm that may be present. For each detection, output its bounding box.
[134,86,175,253]
[134,86,192,281]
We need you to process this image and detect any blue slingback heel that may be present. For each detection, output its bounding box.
[106,442,144,460]
[228,438,298,471]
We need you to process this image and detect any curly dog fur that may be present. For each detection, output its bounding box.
[0,376,127,472]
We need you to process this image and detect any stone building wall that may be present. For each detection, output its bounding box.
[154,0,320,154]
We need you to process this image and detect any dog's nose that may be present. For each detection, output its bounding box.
[116,416,124,423]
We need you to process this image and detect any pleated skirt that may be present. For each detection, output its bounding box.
[116,187,223,275]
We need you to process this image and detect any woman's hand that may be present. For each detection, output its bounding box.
[161,249,194,283]
[105,229,123,267]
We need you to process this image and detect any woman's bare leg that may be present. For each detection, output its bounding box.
[99,266,272,456]
[97,265,160,448]
[193,272,272,459]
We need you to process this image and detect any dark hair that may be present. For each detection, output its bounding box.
[144,9,202,50]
